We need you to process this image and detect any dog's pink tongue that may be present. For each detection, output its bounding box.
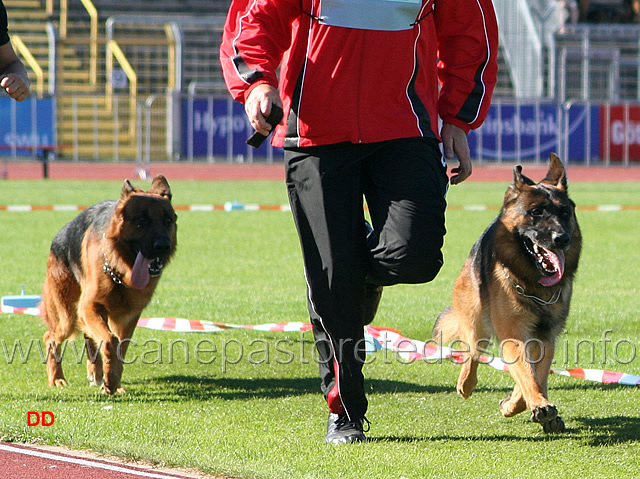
[131,252,151,289]
[538,249,565,287]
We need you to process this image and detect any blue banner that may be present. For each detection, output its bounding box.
[182,97,283,160]
[467,102,599,163]
[0,97,54,156]
[566,103,600,162]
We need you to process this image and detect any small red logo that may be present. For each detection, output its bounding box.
[27,411,55,426]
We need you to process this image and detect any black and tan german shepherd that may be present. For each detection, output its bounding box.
[434,154,581,433]
[41,175,177,394]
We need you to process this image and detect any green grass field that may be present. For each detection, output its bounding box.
[0,179,639,479]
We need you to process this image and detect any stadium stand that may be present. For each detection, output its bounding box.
[4,0,230,160]
[2,0,639,164]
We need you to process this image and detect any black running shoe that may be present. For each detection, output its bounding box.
[325,413,368,444]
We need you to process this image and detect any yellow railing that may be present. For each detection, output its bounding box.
[10,35,44,96]
[80,0,98,86]
[45,0,54,19]
[51,0,98,86]
[164,24,176,91]
[106,40,137,137]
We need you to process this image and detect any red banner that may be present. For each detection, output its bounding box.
[602,105,640,162]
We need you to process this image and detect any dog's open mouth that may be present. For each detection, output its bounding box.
[523,237,565,287]
[149,258,165,276]
[131,252,165,289]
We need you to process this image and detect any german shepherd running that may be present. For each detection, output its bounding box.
[434,154,581,433]
[41,176,177,394]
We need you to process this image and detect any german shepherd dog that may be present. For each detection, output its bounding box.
[41,175,177,394]
[433,154,581,433]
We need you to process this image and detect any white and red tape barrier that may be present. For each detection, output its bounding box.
[2,299,638,387]
[1,203,639,212]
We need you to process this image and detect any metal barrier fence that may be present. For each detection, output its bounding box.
[1,94,639,166]
[554,25,640,102]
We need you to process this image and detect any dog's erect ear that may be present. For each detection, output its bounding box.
[504,165,533,203]
[121,179,139,200]
[541,153,567,190]
[121,179,145,200]
[512,165,535,189]
[149,175,172,201]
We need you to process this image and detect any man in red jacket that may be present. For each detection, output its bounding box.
[220,0,498,444]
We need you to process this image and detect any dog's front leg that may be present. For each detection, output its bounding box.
[528,339,565,433]
[78,300,123,394]
[101,336,124,395]
[105,315,140,394]
[500,338,565,432]
[500,340,555,411]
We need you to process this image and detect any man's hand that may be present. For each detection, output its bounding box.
[0,73,30,102]
[245,84,282,136]
[441,122,472,185]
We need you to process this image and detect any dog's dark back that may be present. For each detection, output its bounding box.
[50,201,116,281]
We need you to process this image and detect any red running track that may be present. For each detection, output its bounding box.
[1,160,640,182]
[0,442,221,479]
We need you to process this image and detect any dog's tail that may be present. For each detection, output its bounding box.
[432,306,459,343]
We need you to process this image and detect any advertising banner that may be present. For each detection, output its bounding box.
[602,105,640,162]
[182,96,283,161]
[0,97,54,156]
[467,102,599,163]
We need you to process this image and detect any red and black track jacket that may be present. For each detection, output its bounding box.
[220,0,499,148]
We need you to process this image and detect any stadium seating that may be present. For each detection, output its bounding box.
[4,0,639,162]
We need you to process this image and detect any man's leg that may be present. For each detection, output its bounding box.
[362,222,383,326]
[285,144,371,426]
[364,138,449,286]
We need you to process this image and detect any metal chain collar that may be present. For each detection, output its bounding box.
[103,252,126,286]
[102,233,128,287]
[503,267,562,306]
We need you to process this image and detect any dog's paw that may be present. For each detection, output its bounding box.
[542,416,566,433]
[456,383,474,399]
[100,383,118,395]
[456,361,477,399]
[52,378,68,387]
[100,383,126,395]
[499,393,516,417]
[499,393,527,417]
[531,404,558,424]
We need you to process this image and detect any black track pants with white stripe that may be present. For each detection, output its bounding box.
[284,137,449,420]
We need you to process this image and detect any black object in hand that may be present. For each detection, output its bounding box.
[246,104,284,148]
